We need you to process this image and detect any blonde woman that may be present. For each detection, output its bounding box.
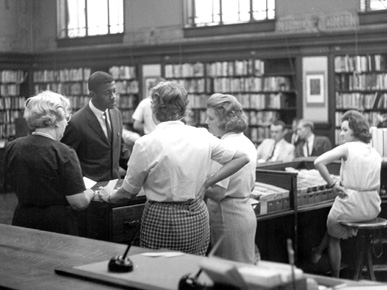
[206,93,258,264]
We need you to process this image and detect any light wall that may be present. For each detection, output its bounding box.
[0,0,365,53]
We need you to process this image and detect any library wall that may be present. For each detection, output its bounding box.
[28,0,364,53]
[0,0,32,53]
[276,0,359,16]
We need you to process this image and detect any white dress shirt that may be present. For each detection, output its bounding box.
[89,100,111,138]
[122,121,237,202]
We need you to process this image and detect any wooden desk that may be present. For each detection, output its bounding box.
[0,224,144,290]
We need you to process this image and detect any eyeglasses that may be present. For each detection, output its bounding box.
[65,115,72,122]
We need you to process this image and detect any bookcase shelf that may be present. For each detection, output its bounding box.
[163,58,297,145]
[32,66,140,127]
[109,66,139,126]
[0,70,28,142]
[334,54,387,144]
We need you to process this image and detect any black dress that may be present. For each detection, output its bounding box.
[4,134,86,235]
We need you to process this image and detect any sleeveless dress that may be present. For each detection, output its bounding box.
[327,141,381,239]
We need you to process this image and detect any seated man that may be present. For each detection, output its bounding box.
[294,119,332,158]
[257,120,295,163]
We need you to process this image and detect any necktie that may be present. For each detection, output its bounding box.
[267,142,277,161]
[103,111,112,143]
[305,140,310,157]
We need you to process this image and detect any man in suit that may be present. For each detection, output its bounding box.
[257,120,295,163]
[294,119,332,158]
[61,71,129,182]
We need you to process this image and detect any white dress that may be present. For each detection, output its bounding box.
[327,141,381,239]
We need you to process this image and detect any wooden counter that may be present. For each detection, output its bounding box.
[0,224,383,290]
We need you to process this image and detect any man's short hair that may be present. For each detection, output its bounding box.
[271,120,286,131]
[88,71,114,93]
[299,119,314,132]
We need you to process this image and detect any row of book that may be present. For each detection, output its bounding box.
[0,70,27,84]
[335,54,387,73]
[109,66,137,80]
[115,80,139,94]
[335,73,387,91]
[164,59,266,78]
[118,95,137,109]
[370,127,387,157]
[187,93,294,110]
[0,123,16,139]
[165,63,205,78]
[334,111,380,127]
[33,68,91,82]
[0,96,26,110]
[0,110,24,125]
[34,83,88,96]
[212,76,292,92]
[206,59,265,77]
[1,84,22,97]
[335,92,387,110]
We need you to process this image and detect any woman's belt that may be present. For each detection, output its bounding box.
[148,199,196,205]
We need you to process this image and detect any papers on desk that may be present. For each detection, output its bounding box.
[141,252,184,258]
[199,257,305,289]
[83,177,97,189]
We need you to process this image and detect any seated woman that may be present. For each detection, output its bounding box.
[98,81,249,256]
[205,93,258,264]
[312,110,382,277]
[4,91,95,235]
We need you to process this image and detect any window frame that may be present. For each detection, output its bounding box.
[360,0,387,12]
[184,0,276,28]
[183,0,276,38]
[56,0,124,41]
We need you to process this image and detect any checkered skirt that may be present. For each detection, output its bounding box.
[140,199,210,256]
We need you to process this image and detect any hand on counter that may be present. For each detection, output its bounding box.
[97,185,117,204]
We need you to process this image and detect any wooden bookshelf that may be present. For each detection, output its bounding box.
[32,66,140,127]
[109,65,139,126]
[33,68,91,112]
[0,70,28,142]
[334,54,387,144]
[163,58,297,145]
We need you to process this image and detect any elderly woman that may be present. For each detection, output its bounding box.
[205,93,258,264]
[4,91,95,235]
[312,110,381,277]
[99,82,249,256]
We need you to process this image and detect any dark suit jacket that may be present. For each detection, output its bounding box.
[61,104,128,182]
[294,135,332,158]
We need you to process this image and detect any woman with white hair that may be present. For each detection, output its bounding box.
[4,91,95,235]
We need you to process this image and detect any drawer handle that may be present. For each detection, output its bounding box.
[124,220,140,228]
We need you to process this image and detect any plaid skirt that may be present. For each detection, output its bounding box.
[140,199,210,256]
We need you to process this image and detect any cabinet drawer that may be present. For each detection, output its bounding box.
[111,203,144,244]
